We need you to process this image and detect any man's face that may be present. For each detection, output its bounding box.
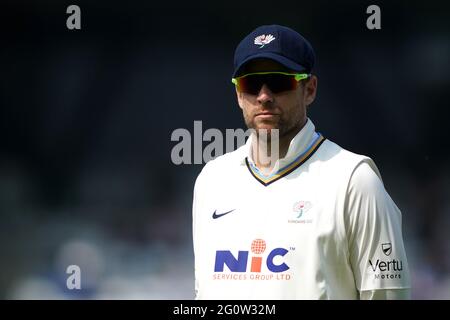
[236,59,317,138]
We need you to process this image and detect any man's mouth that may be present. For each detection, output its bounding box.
[256,112,279,119]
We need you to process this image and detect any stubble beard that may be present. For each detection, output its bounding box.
[244,113,302,142]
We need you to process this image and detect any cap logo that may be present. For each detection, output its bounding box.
[254,34,276,48]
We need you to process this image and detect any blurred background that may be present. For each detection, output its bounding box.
[1,0,449,299]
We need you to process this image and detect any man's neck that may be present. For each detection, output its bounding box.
[252,119,307,172]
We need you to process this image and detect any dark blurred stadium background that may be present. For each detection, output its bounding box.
[1,0,449,299]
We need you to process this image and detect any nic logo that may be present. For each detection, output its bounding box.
[214,239,289,273]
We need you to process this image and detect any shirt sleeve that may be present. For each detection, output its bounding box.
[192,165,210,300]
[360,288,411,300]
[345,161,411,294]
[192,172,202,300]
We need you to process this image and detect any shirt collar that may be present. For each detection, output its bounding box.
[240,118,317,172]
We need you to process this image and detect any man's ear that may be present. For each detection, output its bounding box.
[304,75,318,106]
[236,89,244,110]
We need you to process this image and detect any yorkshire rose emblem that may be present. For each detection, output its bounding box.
[293,201,312,219]
[254,34,276,48]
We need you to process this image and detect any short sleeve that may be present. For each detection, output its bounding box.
[345,161,411,292]
[359,288,411,300]
[192,162,213,300]
[192,171,204,300]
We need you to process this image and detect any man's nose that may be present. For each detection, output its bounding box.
[256,84,275,105]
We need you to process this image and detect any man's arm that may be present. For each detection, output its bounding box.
[360,289,411,300]
[345,161,411,299]
[192,172,203,300]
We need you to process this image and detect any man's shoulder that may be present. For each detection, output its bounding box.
[317,138,381,179]
[319,138,365,160]
[195,144,247,181]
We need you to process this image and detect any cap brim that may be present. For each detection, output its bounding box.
[232,52,307,77]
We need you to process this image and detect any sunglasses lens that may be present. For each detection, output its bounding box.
[237,74,299,94]
[266,74,298,93]
[237,76,263,95]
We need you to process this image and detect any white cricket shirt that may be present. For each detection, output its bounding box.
[192,119,411,299]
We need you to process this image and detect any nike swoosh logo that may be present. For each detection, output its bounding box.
[212,209,235,219]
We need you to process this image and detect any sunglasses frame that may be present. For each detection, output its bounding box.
[231,72,311,94]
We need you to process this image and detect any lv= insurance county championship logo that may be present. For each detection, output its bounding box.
[213,239,292,281]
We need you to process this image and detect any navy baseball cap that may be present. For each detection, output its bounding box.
[232,25,315,77]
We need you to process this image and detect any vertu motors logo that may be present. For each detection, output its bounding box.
[382,243,392,256]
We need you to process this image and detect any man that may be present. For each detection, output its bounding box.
[192,25,411,299]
